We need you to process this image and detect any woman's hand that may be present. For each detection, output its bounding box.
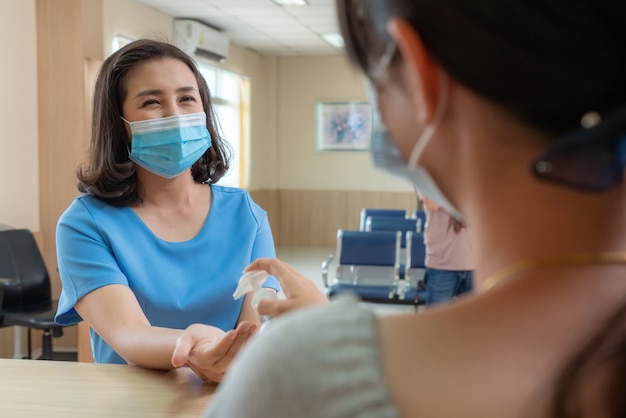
[245,258,328,318]
[171,321,257,383]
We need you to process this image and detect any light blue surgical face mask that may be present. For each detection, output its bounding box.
[123,112,211,179]
[366,43,465,222]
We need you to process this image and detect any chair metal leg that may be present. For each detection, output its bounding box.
[13,326,24,359]
[39,330,53,360]
[26,328,32,359]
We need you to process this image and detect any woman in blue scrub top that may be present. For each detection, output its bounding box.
[54,39,278,383]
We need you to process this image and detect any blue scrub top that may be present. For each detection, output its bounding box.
[55,185,278,363]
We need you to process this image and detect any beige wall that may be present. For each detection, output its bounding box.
[0,0,35,349]
[103,0,174,57]
[0,0,39,231]
[277,56,413,193]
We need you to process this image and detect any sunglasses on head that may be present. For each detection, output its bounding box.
[531,107,626,192]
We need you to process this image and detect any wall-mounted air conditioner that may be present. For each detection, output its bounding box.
[174,19,229,63]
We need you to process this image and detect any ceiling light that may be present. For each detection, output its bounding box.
[272,0,308,6]
[321,33,345,48]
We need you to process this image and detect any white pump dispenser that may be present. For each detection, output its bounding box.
[233,270,277,325]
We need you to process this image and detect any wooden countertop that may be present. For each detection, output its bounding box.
[0,358,215,417]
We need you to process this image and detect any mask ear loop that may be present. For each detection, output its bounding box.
[370,41,397,83]
[368,36,450,169]
[120,117,133,158]
[408,74,449,168]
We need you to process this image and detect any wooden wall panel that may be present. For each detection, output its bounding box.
[279,189,417,247]
[34,0,103,357]
[251,188,417,248]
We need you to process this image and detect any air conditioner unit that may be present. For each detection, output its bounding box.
[174,19,229,63]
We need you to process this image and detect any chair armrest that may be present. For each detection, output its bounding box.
[0,278,20,311]
[320,255,334,290]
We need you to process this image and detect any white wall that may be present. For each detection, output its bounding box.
[0,0,39,230]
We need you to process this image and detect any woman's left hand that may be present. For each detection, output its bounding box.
[171,321,257,383]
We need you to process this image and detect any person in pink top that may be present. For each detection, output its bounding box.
[421,195,475,304]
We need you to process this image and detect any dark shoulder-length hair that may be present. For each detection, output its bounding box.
[77,38,230,206]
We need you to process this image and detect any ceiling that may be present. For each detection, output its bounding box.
[136,0,343,56]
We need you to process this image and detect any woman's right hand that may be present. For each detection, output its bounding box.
[171,322,257,383]
[245,258,328,318]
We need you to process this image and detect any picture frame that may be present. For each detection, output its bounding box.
[315,101,371,152]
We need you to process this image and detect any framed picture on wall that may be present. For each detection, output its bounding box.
[315,101,371,151]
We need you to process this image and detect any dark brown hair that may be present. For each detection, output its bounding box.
[337,0,626,135]
[77,38,230,206]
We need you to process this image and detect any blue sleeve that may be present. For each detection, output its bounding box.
[247,194,280,292]
[55,199,128,325]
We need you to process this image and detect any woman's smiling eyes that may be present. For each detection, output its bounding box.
[180,95,197,103]
[141,98,159,107]
[140,95,198,108]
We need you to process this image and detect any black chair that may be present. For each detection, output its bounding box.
[0,229,71,360]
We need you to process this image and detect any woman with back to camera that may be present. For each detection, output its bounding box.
[54,39,278,383]
[205,0,626,417]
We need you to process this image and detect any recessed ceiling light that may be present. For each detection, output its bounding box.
[321,33,345,48]
[272,0,308,6]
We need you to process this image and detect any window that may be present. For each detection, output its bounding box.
[111,35,134,54]
[197,64,250,189]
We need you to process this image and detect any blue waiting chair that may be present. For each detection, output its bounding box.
[401,231,428,303]
[364,216,422,247]
[321,230,422,305]
[414,210,426,231]
[359,208,407,231]
[364,216,423,279]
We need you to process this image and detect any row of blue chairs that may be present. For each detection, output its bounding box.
[321,229,427,305]
[359,208,426,232]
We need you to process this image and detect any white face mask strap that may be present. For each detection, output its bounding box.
[371,42,397,83]
[121,117,132,156]
[408,74,449,167]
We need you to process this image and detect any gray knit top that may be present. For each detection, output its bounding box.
[203,296,399,418]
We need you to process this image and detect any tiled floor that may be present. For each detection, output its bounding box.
[275,246,418,316]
